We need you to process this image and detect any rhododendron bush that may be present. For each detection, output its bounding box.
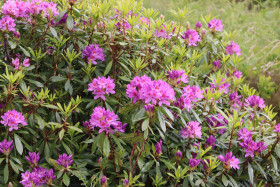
[0,0,280,186]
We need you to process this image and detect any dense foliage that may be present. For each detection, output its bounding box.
[0,0,279,186]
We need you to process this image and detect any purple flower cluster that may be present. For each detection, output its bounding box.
[175,85,204,111]
[12,58,30,70]
[181,29,201,46]
[166,69,188,86]
[2,0,59,18]
[205,135,216,148]
[20,167,56,187]
[213,60,221,69]
[88,76,115,100]
[26,152,40,168]
[155,139,163,156]
[210,78,230,94]
[153,25,174,39]
[206,113,228,134]
[238,128,267,157]
[189,158,201,170]
[56,153,73,169]
[208,18,224,32]
[218,152,240,170]
[126,76,175,106]
[82,43,105,65]
[1,109,27,131]
[100,175,108,186]
[226,41,241,56]
[90,106,126,134]
[229,92,242,108]
[245,95,265,110]
[180,121,202,139]
[176,150,182,161]
[0,16,16,32]
[274,124,280,133]
[0,139,13,156]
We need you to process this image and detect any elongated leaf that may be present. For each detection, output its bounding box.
[59,129,65,140]
[50,27,58,38]
[141,160,155,172]
[104,60,113,76]
[63,173,70,186]
[14,134,23,155]
[248,164,254,184]
[4,164,9,183]
[68,126,82,133]
[103,136,110,158]
[10,160,19,173]
[157,110,166,132]
[141,118,149,131]
[67,15,74,30]
[133,108,146,122]
[50,76,66,82]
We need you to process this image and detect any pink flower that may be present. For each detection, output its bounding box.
[22,58,30,67]
[88,76,115,100]
[0,139,13,156]
[181,29,201,46]
[210,78,230,94]
[229,92,242,108]
[12,58,20,70]
[82,43,105,65]
[180,121,202,139]
[237,128,252,141]
[155,139,162,156]
[274,124,280,133]
[208,18,223,32]
[233,70,243,79]
[25,152,40,167]
[245,95,265,109]
[226,41,241,56]
[1,109,27,131]
[189,158,201,170]
[213,60,221,69]
[166,69,188,86]
[0,16,16,32]
[218,152,240,170]
[56,153,73,169]
[89,106,126,134]
[239,138,267,157]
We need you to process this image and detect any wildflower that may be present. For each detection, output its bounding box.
[226,41,241,56]
[89,106,126,134]
[237,128,252,141]
[210,78,230,94]
[12,58,20,70]
[228,92,242,108]
[205,135,216,148]
[233,70,243,79]
[20,171,43,187]
[154,25,174,39]
[166,69,188,86]
[82,43,105,65]
[206,113,228,134]
[116,21,131,30]
[181,29,201,46]
[1,109,27,131]
[0,16,16,32]
[83,121,91,131]
[180,121,202,139]
[176,150,183,161]
[56,13,68,25]
[23,58,30,67]
[0,139,13,156]
[155,139,162,157]
[44,169,56,185]
[245,95,265,109]
[189,158,201,170]
[274,124,280,134]
[56,153,73,169]
[195,21,202,31]
[100,175,108,187]
[218,152,240,170]
[14,31,20,40]
[88,76,115,101]
[25,152,40,167]
[208,18,223,32]
[239,138,267,157]
[123,179,129,187]
[213,60,221,69]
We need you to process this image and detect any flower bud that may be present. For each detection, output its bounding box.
[144,104,154,117]
[185,22,190,30]
[123,179,129,187]
[100,175,107,187]
[68,0,77,6]
[176,150,182,161]
[98,157,102,168]
[201,29,206,39]
[14,31,20,41]
[195,21,201,32]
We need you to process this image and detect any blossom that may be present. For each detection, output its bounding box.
[213,60,221,69]
[14,31,20,40]
[189,158,201,170]
[180,121,202,139]
[0,139,13,156]
[116,21,131,30]
[206,113,228,134]
[208,18,223,32]
[56,153,73,169]
[126,75,152,103]
[100,175,107,187]
[20,167,56,187]
[210,78,230,94]
[89,106,126,134]
[176,150,183,161]
[239,138,267,157]
[22,58,30,67]
[195,21,202,30]
[154,25,175,39]
[218,152,240,170]
[181,29,201,46]
[155,139,162,156]
[1,109,27,131]
[82,43,105,65]
[123,179,129,187]
[88,76,115,100]
[12,58,20,70]
[205,135,216,148]
[274,124,280,133]
[175,85,204,111]
[25,152,40,167]
[233,70,243,79]
[0,16,16,32]
[228,92,242,108]
[226,41,241,56]
[44,169,56,185]
[237,128,252,141]
[166,69,188,86]
[245,95,265,109]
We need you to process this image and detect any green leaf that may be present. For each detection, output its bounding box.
[19,45,30,57]
[48,158,63,171]
[9,160,19,174]
[26,79,44,87]
[111,134,125,151]
[141,160,155,172]
[161,159,176,170]
[59,129,65,140]
[141,118,149,131]
[4,164,9,184]
[14,134,23,155]
[255,162,267,180]
[162,107,174,121]
[63,173,70,186]
[67,15,74,30]
[68,126,82,133]
[248,164,254,184]
[65,79,73,95]
[103,136,110,158]
[50,27,58,38]
[50,76,66,82]
[157,110,166,132]
[222,175,228,186]
[62,142,72,155]
[228,175,238,187]
[133,108,146,122]
[271,155,278,172]
[104,60,113,76]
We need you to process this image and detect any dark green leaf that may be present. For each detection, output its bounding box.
[14,134,23,155]
[157,110,166,132]
[50,27,58,38]
[50,76,66,82]
[141,118,149,131]
[103,136,110,158]
[141,160,155,172]
[104,60,113,76]
[4,164,9,184]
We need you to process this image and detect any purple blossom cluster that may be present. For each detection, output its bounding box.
[245,95,266,110]
[0,16,16,32]
[205,135,216,148]
[208,18,224,32]
[1,109,27,131]
[153,25,175,39]
[206,113,228,134]
[82,43,105,65]
[126,76,175,106]
[238,128,267,157]
[180,121,202,139]
[181,29,201,46]
[175,85,204,111]
[0,139,13,156]
[1,0,59,18]
[228,92,242,109]
[226,41,241,56]
[56,153,73,169]
[274,124,280,134]
[155,139,163,156]
[218,152,240,170]
[210,78,230,94]
[189,158,201,170]
[213,60,221,69]
[12,58,30,70]
[20,167,56,187]
[166,69,188,86]
[90,106,126,134]
[26,152,40,168]
[88,76,115,100]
